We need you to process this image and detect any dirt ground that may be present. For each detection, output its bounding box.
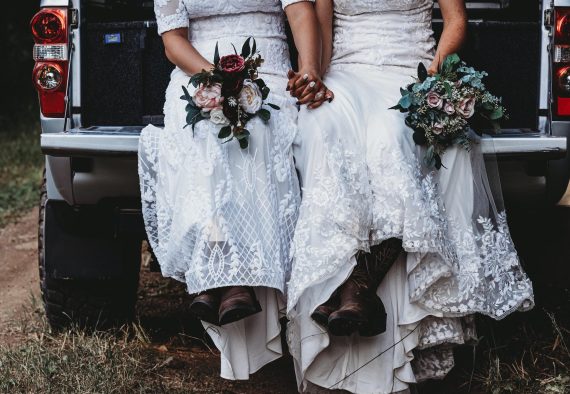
[1,175,569,393]
[0,208,40,337]
[0,208,300,393]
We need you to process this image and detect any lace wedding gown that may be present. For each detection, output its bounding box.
[138,0,311,379]
[287,0,534,392]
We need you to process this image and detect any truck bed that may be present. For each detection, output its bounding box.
[80,2,541,130]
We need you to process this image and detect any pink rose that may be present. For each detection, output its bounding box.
[193,83,223,112]
[443,100,455,115]
[219,54,245,74]
[457,97,476,119]
[432,122,445,135]
[426,91,443,109]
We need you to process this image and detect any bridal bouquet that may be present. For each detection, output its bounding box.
[181,37,279,149]
[391,54,507,170]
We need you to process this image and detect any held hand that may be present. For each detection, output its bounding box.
[427,57,441,76]
[286,69,334,109]
[287,69,320,97]
[308,87,334,109]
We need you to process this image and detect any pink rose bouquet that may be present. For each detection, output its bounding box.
[391,54,507,170]
[181,37,279,149]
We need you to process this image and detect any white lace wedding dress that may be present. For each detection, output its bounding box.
[138,0,312,380]
[287,0,535,392]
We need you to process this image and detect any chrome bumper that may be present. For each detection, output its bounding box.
[42,128,568,160]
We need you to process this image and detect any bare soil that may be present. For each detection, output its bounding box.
[0,208,40,339]
[0,208,299,394]
[1,197,569,393]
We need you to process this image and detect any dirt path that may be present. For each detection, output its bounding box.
[0,208,40,334]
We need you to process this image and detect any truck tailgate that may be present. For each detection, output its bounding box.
[42,128,567,159]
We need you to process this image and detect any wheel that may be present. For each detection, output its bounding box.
[38,173,141,330]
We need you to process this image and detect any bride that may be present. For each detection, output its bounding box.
[138,0,329,380]
[287,0,534,392]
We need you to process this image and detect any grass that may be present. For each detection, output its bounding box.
[472,311,570,393]
[0,298,178,394]
[0,121,43,227]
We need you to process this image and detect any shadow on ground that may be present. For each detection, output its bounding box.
[133,163,570,393]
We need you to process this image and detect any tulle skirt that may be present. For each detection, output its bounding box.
[287,66,534,393]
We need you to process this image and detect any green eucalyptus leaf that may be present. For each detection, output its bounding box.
[186,112,195,126]
[214,42,220,66]
[252,38,257,55]
[444,81,452,97]
[399,95,412,109]
[241,37,251,58]
[181,85,192,101]
[489,107,504,120]
[186,102,198,112]
[258,108,271,122]
[442,53,460,74]
[218,125,232,139]
[254,78,266,89]
[261,86,270,100]
[267,103,280,110]
[239,138,249,149]
[482,102,494,111]
[236,129,251,139]
[418,62,428,82]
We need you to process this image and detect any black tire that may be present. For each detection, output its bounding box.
[38,173,141,330]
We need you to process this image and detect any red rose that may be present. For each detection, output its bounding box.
[219,54,245,74]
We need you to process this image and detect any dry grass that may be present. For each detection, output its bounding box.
[462,310,570,394]
[0,297,187,394]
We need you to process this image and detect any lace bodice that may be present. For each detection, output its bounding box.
[330,0,436,70]
[154,0,313,77]
[334,0,434,14]
[154,0,313,34]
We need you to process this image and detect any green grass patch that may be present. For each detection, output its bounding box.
[0,122,43,227]
[0,298,167,394]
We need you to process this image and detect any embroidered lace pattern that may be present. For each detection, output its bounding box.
[140,0,309,293]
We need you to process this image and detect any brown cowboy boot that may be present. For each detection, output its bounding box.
[328,238,403,337]
[218,286,262,326]
[358,238,403,336]
[327,261,380,336]
[189,289,220,325]
[310,290,340,328]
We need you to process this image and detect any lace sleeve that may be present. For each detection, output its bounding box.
[154,0,189,35]
[281,0,316,10]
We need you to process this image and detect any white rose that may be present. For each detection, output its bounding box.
[238,79,263,114]
[426,91,443,109]
[209,108,229,125]
[432,122,445,135]
[457,97,476,119]
[443,101,455,115]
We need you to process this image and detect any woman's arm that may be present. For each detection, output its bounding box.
[429,0,467,74]
[161,29,213,75]
[284,1,330,107]
[154,0,211,75]
[315,0,333,76]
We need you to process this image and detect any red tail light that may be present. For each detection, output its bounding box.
[31,8,69,118]
[31,9,67,44]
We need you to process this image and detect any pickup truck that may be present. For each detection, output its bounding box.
[31,0,568,328]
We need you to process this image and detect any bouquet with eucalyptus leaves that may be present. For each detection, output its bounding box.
[181,37,279,149]
[391,54,507,170]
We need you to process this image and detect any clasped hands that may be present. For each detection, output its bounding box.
[286,69,334,109]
